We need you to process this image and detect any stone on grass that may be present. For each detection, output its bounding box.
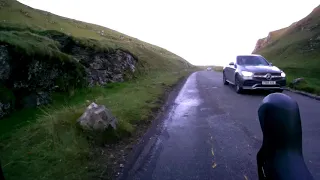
[77,102,117,131]
[292,78,305,86]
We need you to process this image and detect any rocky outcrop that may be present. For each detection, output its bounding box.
[253,5,320,54]
[41,31,137,86]
[0,31,137,119]
[0,45,86,112]
[253,37,270,53]
[252,27,290,53]
[71,48,136,86]
[253,32,276,53]
[0,45,14,118]
[0,45,10,81]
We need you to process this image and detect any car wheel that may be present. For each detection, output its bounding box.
[235,75,243,94]
[223,73,229,85]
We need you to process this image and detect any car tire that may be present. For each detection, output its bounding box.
[235,75,243,94]
[223,72,229,85]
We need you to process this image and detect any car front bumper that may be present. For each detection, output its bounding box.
[238,76,286,90]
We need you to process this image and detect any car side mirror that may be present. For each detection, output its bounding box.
[269,63,273,66]
[229,62,234,66]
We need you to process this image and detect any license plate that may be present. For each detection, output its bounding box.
[262,81,276,85]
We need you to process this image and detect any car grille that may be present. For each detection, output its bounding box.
[254,72,281,76]
[252,72,282,81]
[243,80,259,86]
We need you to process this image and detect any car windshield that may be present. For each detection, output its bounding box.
[237,56,270,66]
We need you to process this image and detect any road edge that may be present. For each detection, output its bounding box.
[284,88,320,101]
[116,72,192,180]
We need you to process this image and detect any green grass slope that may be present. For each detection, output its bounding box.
[0,0,191,71]
[0,0,195,179]
[0,71,193,180]
[253,5,320,94]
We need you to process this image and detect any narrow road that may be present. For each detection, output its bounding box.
[121,71,320,180]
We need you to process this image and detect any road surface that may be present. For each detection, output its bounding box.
[120,71,320,180]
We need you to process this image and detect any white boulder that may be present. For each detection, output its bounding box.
[77,102,117,131]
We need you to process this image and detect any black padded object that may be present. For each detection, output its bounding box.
[0,161,5,180]
[257,93,314,180]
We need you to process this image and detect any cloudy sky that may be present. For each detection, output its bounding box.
[18,0,319,65]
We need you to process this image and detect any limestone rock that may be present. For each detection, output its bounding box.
[0,45,10,81]
[0,30,137,119]
[292,78,305,86]
[77,102,117,131]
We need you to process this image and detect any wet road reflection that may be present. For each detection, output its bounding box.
[125,71,320,180]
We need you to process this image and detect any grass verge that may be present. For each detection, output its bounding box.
[0,69,194,180]
[258,47,320,95]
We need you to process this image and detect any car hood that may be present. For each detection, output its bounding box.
[241,65,282,73]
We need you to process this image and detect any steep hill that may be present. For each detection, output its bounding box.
[253,26,290,52]
[0,0,189,70]
[253,5,320,94]
[0,0,192,118]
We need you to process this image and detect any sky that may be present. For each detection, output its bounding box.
[18,0,320,66]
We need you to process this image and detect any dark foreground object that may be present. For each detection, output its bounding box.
[257,93,314,180]
[0,162,5,180]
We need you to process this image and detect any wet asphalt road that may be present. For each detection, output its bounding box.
[123,71,320,180]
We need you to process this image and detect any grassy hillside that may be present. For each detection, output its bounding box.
[268,27,290,42]
[0,0,194,179]
[253,5,320,94]
[0,0,190,71]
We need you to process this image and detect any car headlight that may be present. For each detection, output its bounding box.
[241,71,253,77]
[281,72,286,77]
